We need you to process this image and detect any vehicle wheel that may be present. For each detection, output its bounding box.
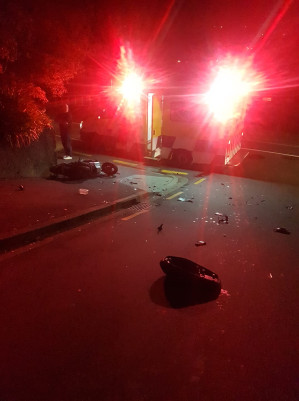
[102,162,118,176]
[171,149,193,168]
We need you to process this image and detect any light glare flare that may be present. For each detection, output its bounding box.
[119,72,144,104]
[205,64,254,123]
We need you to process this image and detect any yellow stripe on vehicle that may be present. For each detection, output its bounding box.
[113,160,138,167]
[121,209,149,221]
[166,191,184,200]
[194,178,206,185]
[161,170,188,175]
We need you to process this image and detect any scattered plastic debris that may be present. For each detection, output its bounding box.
[195,241,206,247]
[177,197,193,202]
[215,212,228,224]
[17,185,24,191]
[79,189,89,195]
[286,205,293,210]
[274,227,290,235]
[157,223,163,233]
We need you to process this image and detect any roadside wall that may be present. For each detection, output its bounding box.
[0,128,57,178]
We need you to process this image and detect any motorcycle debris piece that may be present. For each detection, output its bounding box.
[215,212,228,224]
[274,227,290,235]
[177,197,193,202]
[160,256,221,289]
[17,185,24,191]
[160,257,221,306]
[157,223,163,233]
[195,241,206,247]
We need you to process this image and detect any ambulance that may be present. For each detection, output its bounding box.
[80,64,251,168]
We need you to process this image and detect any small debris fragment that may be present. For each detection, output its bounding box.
[220,289,231,297]
[215,212,228,224]
[177,197,193,202]
[18,185,24,191]
[195,241,206,247]
[79,188,89,195]
[286,205,293,210]
[157,223,163,233]
[274,227,290,235]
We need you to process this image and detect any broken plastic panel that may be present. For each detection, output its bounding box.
[160,256,221,288]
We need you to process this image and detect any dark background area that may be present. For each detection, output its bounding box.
[68,0,299,139]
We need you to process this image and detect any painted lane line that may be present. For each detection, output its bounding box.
[113,160,138,167]
[194,178,206,185]
[166,191,184,200]
[161,170,188,175]
[121,209,149,221]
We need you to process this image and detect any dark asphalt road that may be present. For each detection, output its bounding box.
[0,151,298,401]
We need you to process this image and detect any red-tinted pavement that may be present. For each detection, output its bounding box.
[0,159,187,253]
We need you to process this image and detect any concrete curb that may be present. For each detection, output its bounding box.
[0,191,149,254]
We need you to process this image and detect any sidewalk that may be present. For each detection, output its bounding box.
[0,159,187,254]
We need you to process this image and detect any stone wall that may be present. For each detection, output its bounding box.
[0,129,57,178]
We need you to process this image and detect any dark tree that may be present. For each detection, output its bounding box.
[0,0,92,147]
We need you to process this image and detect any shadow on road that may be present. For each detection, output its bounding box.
[150,276,221,309]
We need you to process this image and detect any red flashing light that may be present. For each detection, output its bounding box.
[119,72,144,104]
[205,63,254,123]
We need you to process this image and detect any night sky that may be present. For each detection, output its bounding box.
[13,0,294,93]
[83,0,298,90]
[94,1,297,53]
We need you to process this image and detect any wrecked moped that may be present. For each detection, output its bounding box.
[49,159,118,179]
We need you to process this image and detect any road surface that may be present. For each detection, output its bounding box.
[0,151,298,401]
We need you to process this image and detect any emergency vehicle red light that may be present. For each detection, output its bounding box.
[205,65,252,123]
[119,72,144,104]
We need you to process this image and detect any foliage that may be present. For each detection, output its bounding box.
[0,0,92,147]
